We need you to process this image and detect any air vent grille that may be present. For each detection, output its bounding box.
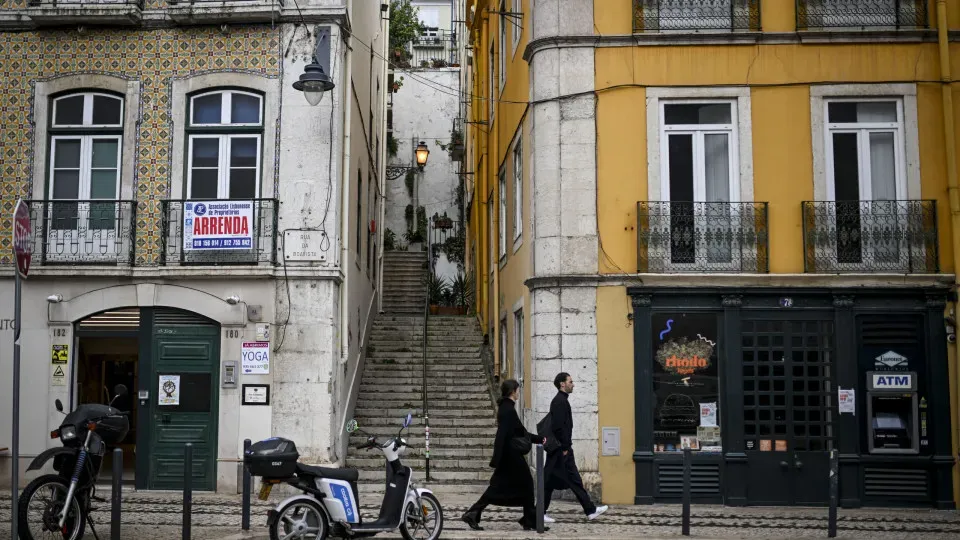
[154,308,217,327]
[656,463,721,496]
[864,467,929,500]
[859,317,922,346]
[77,308,140,330]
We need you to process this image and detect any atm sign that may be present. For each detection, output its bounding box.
[872,373,912,389]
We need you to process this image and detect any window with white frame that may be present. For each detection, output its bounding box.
[512,136,522,242]
[48,92,124,233]
[824,99,907,265]
[511,0,522,53]
[500,317,508,378]
[186,89,263,200]
[659,101,739,267]
[499,0,507,92]
[498,167,507,259]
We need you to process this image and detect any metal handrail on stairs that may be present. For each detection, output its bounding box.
[422,219,432,481]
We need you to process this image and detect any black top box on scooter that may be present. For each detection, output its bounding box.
[244,437,299,479]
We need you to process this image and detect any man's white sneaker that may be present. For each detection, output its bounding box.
[587,505,608,521]
[542,514,556,524]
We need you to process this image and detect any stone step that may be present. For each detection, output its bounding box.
[354,407,493,418]
[368,339,482,346]
[349,447,494,461]
[357,468,491,482]
[359,385,493,396]
[349,434,492,447]
[361,366,488,377]
[358,375,486,385]
[346,457,490,471]
[351,424,495,437]
[357,399,492,409]
[368,347,481,355]
[366,358,480,366]
[353,390,489,401]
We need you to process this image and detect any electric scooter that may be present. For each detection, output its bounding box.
[245,413,443,540]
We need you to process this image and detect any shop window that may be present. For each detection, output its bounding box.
[651,313,721,453]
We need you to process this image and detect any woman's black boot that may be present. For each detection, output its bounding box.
[461,512,483,530]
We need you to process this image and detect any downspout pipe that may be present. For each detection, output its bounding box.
[935,0,960,506]
[336,30,354,464]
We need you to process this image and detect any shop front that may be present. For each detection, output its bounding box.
[628,286,954,509]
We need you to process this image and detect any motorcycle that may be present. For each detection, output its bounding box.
[245,412,443,540]
[18,384,130,540]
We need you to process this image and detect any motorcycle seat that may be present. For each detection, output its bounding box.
[296,463,360,483]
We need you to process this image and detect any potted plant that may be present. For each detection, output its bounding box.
[449,126,464,161]
[433,212,453,230]
[425,274,449,315]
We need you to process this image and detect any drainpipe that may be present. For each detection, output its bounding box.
[337,34,353,464]
[935,0,960,502]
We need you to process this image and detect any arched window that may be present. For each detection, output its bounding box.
[186,89,263,200]
[48,91,124,232]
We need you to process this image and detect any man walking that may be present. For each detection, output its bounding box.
[542,372,608,523]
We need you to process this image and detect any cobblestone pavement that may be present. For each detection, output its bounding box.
[2,490,960,539]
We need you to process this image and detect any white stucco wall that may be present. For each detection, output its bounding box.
[386,68,461,281]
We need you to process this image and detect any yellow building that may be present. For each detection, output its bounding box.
[465,0,960,508]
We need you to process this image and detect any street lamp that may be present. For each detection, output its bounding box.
[415,141,430,168]
[293,28,336,107]
[387,140,431,180]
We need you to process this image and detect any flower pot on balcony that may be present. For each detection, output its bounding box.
[451,143,464,161]
[430,305,440,315]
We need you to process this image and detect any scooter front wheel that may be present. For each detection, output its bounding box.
[269,498,329,540]
[18,474,86,540]
[400,492,443,540]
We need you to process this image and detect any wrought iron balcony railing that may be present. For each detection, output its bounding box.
[796,0,928,30]
[801,200,938,273]
[637,201,769,273]
[23,200,136,266]
[161,199,278,266]
[633,0,761,32]
[392,30,460,69]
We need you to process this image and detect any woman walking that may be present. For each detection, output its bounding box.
[461,379,547,531]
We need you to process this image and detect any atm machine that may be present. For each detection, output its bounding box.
[865,371,919,454]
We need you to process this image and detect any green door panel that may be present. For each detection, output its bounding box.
[147,321,219,491]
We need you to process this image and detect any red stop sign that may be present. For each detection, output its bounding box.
[13,199,31,279]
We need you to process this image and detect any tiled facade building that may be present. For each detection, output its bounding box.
[0,0,390,492]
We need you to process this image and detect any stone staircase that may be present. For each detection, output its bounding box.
[348,253,496,498]
[381,251,428,314]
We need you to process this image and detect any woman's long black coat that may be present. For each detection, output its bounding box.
[481,397,541,506]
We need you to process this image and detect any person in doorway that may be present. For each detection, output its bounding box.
[461,379,546,531]
[543,372,608,523]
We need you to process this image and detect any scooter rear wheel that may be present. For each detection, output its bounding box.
[400,492,442,540]
[269,498,329,540]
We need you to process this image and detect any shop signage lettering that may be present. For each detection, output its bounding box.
[656,336,714,376]
[664,355,708,375]
[0,318,14,331]
[872,373,912,389]
[874,350,908,370]
[241,341,270,374]
[183,201,253,251]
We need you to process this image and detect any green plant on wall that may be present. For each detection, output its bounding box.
[387,133,398,157]
[384,228,397,251]
[405,204,414,231]
[404,206,427,245]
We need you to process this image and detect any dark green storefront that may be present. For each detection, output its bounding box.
[628,286,954,509]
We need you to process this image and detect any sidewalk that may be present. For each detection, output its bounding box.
[2,490,959,539]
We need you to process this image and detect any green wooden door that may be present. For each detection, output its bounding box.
[146,314,219,491]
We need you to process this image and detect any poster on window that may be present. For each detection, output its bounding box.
[159,374,181,406]
[183,200,254,251]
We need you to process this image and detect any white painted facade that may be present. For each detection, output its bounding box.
[0,0,388,492]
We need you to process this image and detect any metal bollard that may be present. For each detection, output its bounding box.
[682,448,691,536]
[183,443,193,540]
[112,448,123,540]
[242,439,251,531]
[828,449,838,538]
[535,444,545,534]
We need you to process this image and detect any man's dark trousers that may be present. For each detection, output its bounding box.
[544,449,597,515]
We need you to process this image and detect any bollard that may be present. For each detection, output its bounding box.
[111,448,123,540]
[183,443,193,540]
[535,444,545,534]
[828,449,838,538]
[242,439,251,531]
[681,447,691,536]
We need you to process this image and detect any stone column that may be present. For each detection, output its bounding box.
[528,0,601,498]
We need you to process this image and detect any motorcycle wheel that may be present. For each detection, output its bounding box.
[269,498,329,540]
[399,492,442,540]
[17,474,86,540]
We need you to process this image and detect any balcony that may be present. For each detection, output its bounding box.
[637,202,769,273]
[166,0,284,25]
[25,0,144,26]
[392,29,460,69]
[24,200,136,266]
[801,200,938,273]
[796,0,928,30]
[161,199,278,266]
[633,0,761,32]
